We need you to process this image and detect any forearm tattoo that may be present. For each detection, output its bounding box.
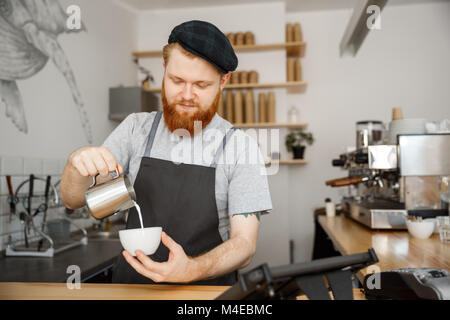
[232,212,261,221]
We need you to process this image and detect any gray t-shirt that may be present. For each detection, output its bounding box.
[102,112,272,241]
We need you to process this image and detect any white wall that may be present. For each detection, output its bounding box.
[0,0,138,251]
[286,1,450,262]
[0,0,138,158]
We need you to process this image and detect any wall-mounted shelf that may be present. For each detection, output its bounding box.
[130,33,310,169]
[233,122,308,129]
[132,41,306,58]
[143,81,307,93]
[225,81,306,91]
[265,159,308,165]
[234,41,306,56]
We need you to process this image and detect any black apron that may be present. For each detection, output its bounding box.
[112,111,237,285]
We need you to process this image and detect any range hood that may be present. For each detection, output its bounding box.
[109,86,159,121]
[340,0,388,56]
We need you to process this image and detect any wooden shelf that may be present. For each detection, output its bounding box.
[279,159,308,164]
[143,81,307,93]
[233,122,308,129]
[225,81,306,90]
[132,41,306,58]
[265,159,308,165]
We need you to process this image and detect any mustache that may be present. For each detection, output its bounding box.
[175,100,198,107]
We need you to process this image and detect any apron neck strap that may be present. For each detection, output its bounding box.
[145,112,237,167]
[144,111,163,157]
[211,127,238,168]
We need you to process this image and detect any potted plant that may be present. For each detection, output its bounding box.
[285,131,314,159]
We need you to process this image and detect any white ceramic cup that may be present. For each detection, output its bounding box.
[406,219,435,239]
[119,227,162,256]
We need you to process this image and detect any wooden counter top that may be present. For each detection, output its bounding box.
[0,282,366,300]
[318,215,450,281]
[0,282,229,300]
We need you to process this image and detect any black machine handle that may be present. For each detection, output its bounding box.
[332,155,347,167]
[332,159,346,166]
[217,248,379,300]
[27,174,34,215]
[246,248,378,285]
[354,153,369,164]
[44,176,51,200]
[33,176,52,218]
[271,248,377,279]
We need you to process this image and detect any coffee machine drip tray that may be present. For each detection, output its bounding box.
[344,199,407,230]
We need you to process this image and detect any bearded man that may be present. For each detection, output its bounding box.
[60,20,272,285]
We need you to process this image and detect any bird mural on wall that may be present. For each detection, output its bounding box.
[0,0,93,143]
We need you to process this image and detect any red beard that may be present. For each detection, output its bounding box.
[162,80,220,136]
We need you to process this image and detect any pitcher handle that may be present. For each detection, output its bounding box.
[89,168,120,188]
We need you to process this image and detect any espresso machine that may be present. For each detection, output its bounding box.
[327,120,450,230]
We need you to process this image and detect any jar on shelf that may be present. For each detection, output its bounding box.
[267,92,276,123]
[294,58,302,81]
[293,23,302,42]
[288,106,299,123]
[287,57,295,82]
[244,31,255,45]
[239,71,248,84]
[226,33,235,45]
[248,70,259,83]
[235,32,244,45]
[286,23,293,43]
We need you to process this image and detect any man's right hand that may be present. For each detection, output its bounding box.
[68,146,123,178]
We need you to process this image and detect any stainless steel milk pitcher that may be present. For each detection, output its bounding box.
[85,169,136,219]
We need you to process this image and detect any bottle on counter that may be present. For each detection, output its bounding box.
[325,198,336,217]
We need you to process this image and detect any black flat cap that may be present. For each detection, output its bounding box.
[168,20,238,74]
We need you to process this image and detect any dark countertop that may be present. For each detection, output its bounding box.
[0,223,125,283]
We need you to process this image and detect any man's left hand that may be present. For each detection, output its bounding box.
[122,231,198,283]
